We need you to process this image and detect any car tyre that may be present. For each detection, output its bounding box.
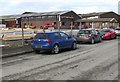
[71,42,77,50]
[91,38,95,44]
[34,50,40,54]
[99,37,102,42]
[114,35,117,39]
[52,44,59,54]
[110,35,112,39]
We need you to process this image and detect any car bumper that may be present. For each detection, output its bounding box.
[102,35,110,39]
[116,33,120,36]
[76,37,91,43]
[32,44,52,51]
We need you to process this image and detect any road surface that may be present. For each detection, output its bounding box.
[1,39,119,80]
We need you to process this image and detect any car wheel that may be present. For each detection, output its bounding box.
[99,37,102,42]
[52,44,59,54]
[34,50,40,54]
[114,35,117,39]
[71,42,77,50]
[110,35,112,39]
[91,38,95,44]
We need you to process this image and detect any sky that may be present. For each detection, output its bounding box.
[0,0,120,16]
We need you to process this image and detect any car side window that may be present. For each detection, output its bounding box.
[54,33,61,39]
[92,30,97,35]
[96,30,100,34]
[60,32,68,39]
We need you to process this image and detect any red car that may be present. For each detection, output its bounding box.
[44,24,53,29]
[99,29,116,39]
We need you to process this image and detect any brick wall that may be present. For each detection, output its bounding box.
[6,20,16,28]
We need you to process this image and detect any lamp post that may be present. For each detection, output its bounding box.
[21,17,24,46]
[70,21,73,36]
[58,14,61,31]
[92,22,94,29]
[70,16,74,36]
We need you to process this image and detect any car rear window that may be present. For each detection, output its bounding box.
[78,30,91,34]
[100,30,111,33]
[115,28,120,30]
[34,33,50,39]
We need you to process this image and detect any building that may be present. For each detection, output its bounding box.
[0,15,21,28]
[20,10,81,29]
[77,11,120,29]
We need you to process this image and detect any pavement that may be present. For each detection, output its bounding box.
[2,44,33,58]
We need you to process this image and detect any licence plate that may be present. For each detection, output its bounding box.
[35,46,42,48]
[80,35,85,38]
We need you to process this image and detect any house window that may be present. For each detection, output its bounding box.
[54,22,57,25]
[62,22,65,25]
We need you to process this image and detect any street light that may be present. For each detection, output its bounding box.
[58,14,61,31]
[70,16,74,36]
[21,17,24,46]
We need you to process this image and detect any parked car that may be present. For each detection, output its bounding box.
[75,29,102,44]
[31,31,77,54]
[99,29,116,40]
[114,28,120,36]
[44,24,54,29]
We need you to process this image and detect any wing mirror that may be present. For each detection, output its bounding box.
[68,36,71,39]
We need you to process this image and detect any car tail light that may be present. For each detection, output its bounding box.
[105,33,110,36]
[46,40,52,44]
[76,34,79,37]
[31,40,34,43]
[88,34,91,37]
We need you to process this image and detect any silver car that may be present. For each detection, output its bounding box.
[114,28,120,36]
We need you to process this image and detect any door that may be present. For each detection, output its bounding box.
[91,30,100,42]
[59,32,72,48]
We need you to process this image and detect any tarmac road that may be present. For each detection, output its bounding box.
[1,39,119,80]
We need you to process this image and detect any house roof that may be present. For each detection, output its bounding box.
[0,10,82,21]
[0,10,78,20]
[76,18,118,22]
[0,15,21,20]
[21,10,74,17]
[80,11,115,18]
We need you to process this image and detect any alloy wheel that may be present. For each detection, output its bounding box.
[52,45,59,54]
[91,38,95,44]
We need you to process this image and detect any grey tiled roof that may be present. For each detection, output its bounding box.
[76,18,118,22]
[21,10,72,17]
[0,15,21,20]
[0,10,78,19]
[80,11,113,18]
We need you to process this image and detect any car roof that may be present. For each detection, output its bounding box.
[79,29,93,31]
[101,29,110,30]
[37,31,64,34]
[115,28,120,30]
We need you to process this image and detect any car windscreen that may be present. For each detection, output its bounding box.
[78,30,91,34]
[34,33,50,39]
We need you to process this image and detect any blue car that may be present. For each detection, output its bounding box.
[31,31,77,54]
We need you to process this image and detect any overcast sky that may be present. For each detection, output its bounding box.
[0,0,119,16]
